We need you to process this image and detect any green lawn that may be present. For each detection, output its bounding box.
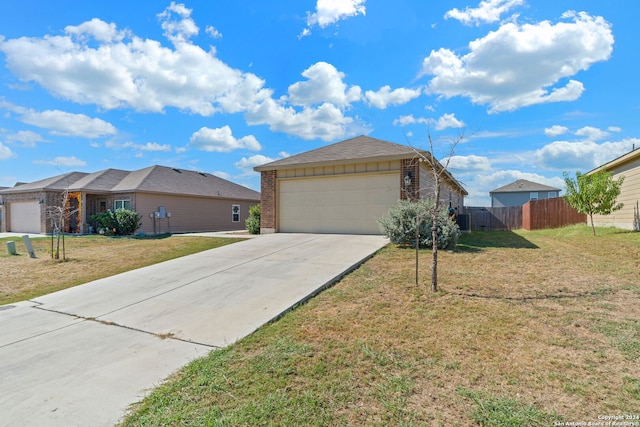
[117,225,639,426]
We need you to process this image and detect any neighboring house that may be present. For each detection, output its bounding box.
[587,147,640,230]
[0,166,260,235]
[254,135,467,234]
[490,179,560,207]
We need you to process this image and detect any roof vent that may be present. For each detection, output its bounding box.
[198,172,207,177]
[172,168,182,173]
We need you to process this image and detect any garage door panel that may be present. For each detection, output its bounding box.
[279,173,399,234]
[9,201,41,233]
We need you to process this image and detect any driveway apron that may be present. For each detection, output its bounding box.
[0,233,387,426]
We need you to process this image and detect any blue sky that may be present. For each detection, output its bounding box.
[0,0,637,205]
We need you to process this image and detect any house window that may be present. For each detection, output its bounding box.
[232,204,240,222]
[114,200,131,210]
[548,191,557,198]
[530,192,538,201]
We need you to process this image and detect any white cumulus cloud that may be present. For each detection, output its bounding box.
[445,0,524,26]
[189,126,261,152]
[6,130,47,147]
[0,9,365,142]
[448,155,492,172]
[288,62,362,108]
[544,125,569,137]
[420,11,614,113]
[434,113,465,130]
[574,126,609,141]
[301,0,366,36]
[364,85,421,109]
[21,109,117,138]
[535,139,637,171]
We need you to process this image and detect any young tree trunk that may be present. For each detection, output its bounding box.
[431,214,438,292]
[415,221,419,286]
[589,213,596,236]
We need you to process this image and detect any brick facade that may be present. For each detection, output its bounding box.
[260,170,277,232]
[400,158,420,201]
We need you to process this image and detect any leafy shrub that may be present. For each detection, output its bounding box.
[245,204,261,234]
[91,209,142,236]
[91,210,119,235]
[378,199,460,249]
[116,209,143,235]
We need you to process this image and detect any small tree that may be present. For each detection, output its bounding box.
[245,204,261,234]
[563,170,624,236]
[409,128,464,292]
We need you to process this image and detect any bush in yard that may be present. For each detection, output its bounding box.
[116,209,143,235]
[91,210,119,235]
[378,199,460,249]
[91,209,142,236]
[245,204,261,234]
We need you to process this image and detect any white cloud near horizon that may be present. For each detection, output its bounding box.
[33,156,87,167]
[189,126,261,152]
[535,138,637,171]
[420,11,614,113]
[5,130,47,147]
[445,0,524,26]
[0,142,16,160]
[104,141,171,152]
[234,151,289,176]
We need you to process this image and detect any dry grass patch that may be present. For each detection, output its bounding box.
[119,225,638,425]
[0,235,243,305]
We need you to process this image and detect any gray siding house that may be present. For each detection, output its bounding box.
[490,179,560,207]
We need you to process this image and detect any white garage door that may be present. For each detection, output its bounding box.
[9,201,41,233]
[279,173,400,234]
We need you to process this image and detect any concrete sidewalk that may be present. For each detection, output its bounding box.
[0,233,387,426]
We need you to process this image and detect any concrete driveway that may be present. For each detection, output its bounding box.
[0,233,387,426]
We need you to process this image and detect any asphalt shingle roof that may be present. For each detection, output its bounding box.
[0,166,260,201]
[490,179,560,193]
[254,135,423,170]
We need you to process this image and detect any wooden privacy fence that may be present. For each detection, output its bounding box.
[522,197,586,231]
[461,198,586,231]
[462,206,522,231]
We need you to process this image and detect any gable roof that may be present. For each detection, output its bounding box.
[588,147,640,174]
[254,135,421,171]
[69,169,131,193]
[111,166,260,200]
[0,166,260,201]
[1,172,89,193]
[254,135,467,196]
[490,179,560,194]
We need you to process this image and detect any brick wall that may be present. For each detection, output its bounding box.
[260,170,277,232]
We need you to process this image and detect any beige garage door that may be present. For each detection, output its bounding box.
[279,173,400,234]
[9,201,41,233]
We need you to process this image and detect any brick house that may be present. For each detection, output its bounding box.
[254,135,467,234]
